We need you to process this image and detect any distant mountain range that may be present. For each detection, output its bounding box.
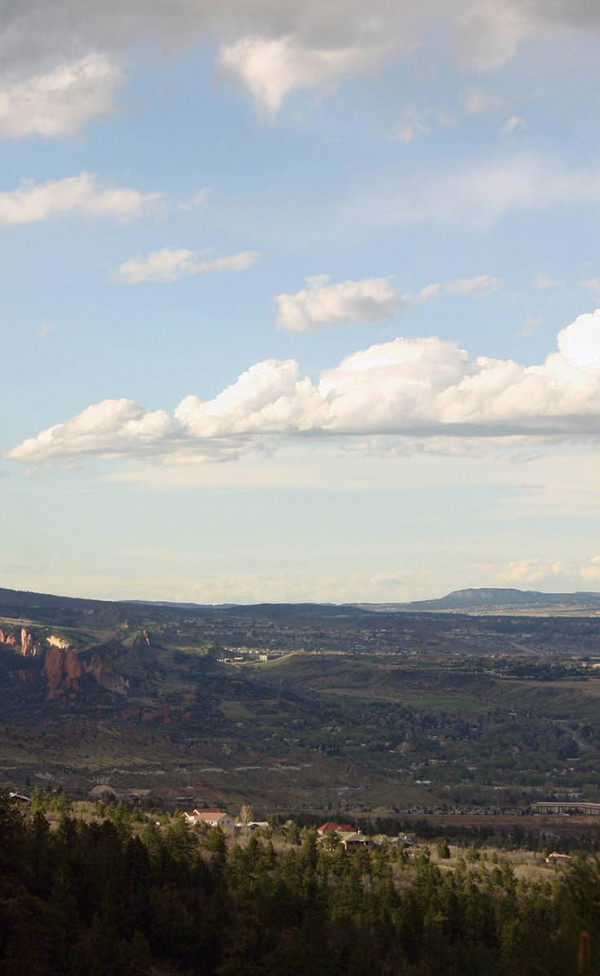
[3,583,600,618]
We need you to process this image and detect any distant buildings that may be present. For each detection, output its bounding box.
[533,801,600,816]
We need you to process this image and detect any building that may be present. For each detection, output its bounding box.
[533,801,600,816]
[184,809,236,829]
[317,821,354,836]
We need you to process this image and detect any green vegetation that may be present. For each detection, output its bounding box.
[2,791,600,975]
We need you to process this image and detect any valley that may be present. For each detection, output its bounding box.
[2,586,600,819]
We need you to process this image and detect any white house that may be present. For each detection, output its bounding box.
[184,809,235,829]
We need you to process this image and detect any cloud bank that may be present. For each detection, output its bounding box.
[9,308,600,465]
[2,1,600,122]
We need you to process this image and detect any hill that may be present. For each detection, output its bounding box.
[357,587,600,615]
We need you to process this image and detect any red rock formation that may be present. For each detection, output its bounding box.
[21,628,37,656]
[0,628,40,656]
[43,646,85,699]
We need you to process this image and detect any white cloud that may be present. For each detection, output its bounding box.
[275,275,399,332]
[275,272,502,332]
[0,53,122,138]
[498,558,564,584]
[418,274,503,300]
[10,307,600,465]
[216,35,386,118]
[9,399,177,461]
[0,172,162,226]
[501,114,524,135]
[113,247,260,284]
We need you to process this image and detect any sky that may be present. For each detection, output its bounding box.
[3,0,600,604]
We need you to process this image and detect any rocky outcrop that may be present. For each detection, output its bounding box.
[46,635,70,650]
[0,628,41,656]
[21,628,37,656]
[41,645,129,699]
[43,646,85,699]
[86,655,129,696]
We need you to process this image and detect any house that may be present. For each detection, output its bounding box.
[184,809,235,829]
[339,831,373,851]
[89,784,117,803]
[317,821,354,836]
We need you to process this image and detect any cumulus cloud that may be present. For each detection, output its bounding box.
[9,399,178,461]
[10,307,600,465]
[275,275,400,332]
[0,172,161,226]
[113,247,260,284]
[275,273,502,332]
[216,36,384,118]
[0,53,122,138]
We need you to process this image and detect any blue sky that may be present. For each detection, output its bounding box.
[3,0,600,603]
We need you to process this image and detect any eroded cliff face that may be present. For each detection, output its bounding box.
[86,655,129,696]
[43,646,86,699]
[0,628,42,656]
[1,625,131,699]
[41,647,131,699]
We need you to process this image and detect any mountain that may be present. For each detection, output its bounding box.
[400,587,600,614]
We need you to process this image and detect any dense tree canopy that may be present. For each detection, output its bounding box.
[0,792,598,975]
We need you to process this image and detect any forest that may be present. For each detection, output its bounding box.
[2,791,600,976]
